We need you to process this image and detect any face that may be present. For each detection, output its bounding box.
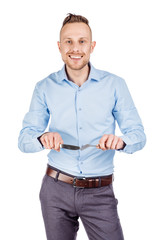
[57,22,96,71]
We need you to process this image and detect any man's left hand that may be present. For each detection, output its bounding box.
[97,134,125,150]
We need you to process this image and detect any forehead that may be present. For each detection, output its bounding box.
[60,22,91,40]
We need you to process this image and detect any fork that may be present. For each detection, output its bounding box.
[81,144,100,150]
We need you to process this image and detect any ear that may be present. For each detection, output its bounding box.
[90,41,96,53]
[57,41,61,52]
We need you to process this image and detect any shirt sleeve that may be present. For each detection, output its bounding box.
[112,77,146,154]
[18,83,50,153]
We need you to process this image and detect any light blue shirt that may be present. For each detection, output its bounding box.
[18,63,146,177]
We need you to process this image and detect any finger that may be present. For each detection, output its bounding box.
[105,134,114,149]
[42,138,48,149]
[44,136,51,149]
[58,139,64,151]
[54,136,63,152]
[99,135,109,150]
[49,137,54,149]
[57,139,64,152]
[53,136,59,151]
[111,136,119,150]
[116,138,124,150]
[40,138,46,148]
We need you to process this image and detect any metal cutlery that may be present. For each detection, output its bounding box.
[60,144,80,150]
[60,144,100,151]
[81,144,99,150]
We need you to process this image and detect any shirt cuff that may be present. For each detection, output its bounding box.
[32,133,44,151]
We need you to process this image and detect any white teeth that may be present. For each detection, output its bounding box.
[70,56,81,59]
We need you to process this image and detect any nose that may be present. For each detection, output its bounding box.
[71,42,80,52]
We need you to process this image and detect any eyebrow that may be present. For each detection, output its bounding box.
[63,37,89,40]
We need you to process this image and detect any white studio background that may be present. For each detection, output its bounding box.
[0,0,159,239]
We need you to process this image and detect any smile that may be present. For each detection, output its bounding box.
[69,55,83,59]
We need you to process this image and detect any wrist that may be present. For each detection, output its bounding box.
[37,132,49,146]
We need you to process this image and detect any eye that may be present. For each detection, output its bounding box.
[80,40,85,44]
[66,40,72,44]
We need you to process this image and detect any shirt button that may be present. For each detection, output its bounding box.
[79,108,82,111]
[80,162,83,164]
[80,171,82,174]
[79,127,82,130]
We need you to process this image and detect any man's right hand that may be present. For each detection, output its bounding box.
[39,132,64,152]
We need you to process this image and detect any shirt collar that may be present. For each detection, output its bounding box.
[58,62,101,82]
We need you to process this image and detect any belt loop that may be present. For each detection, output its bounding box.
[55,171,60,182]
[98,177,101,187]
[92,179,94,188]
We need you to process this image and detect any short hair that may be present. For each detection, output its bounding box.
[62,13,90,27]
[60,13,92,39]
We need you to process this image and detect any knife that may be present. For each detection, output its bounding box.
[60,143,100,150]
[60,144,80,150]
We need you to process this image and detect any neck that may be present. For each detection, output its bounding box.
[65,64,90,87]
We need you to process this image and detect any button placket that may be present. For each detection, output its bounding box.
[75,89,83,144]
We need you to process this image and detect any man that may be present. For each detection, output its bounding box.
[18,13,146,240]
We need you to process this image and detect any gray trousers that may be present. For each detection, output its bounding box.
[39,171,124,240]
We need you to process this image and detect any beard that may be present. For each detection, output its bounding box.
[62,53,90,71]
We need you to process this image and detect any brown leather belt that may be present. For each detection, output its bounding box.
[46,166,113,188]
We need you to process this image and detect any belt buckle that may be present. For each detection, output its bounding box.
[73,176,86,188]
